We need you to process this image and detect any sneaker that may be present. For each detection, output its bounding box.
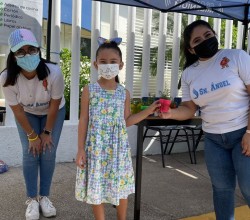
[39,196,56,217]
[25,199,39,220]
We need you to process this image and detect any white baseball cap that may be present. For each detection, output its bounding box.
[8,29,39,52]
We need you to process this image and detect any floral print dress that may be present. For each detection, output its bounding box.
[75,82,135,206]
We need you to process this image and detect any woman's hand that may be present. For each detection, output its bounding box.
[158,101,198,121]
[158,108,172,119]
[242,133,250,157]
[28,134,42,157]
[76,149,87,169]
[40,132,54,153]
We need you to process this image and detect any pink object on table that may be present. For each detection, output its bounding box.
[159,99,171,113]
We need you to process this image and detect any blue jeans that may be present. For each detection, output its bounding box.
[204,127,250,220]
[16,106,65,198]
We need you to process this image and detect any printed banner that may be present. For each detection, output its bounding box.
[0,0,43,45]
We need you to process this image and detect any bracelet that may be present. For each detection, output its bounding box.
[27,129,34,137]
[28,135,38,142]
[43,128,52,135]
[246,130,250,134]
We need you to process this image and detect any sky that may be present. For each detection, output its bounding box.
[43,0,91,31]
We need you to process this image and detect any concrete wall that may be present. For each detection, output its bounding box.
[0,121,204,167]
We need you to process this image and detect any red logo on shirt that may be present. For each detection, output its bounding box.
[220,57,230,69]
[43,79,48,91]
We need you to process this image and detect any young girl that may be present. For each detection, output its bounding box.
[75,37,160,220]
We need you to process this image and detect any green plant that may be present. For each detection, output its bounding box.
[130,98,142,114]
[158,88,171,99]
[60,48,90,119]
[158,89,177,108]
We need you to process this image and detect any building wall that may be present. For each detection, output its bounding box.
[42,19,91,39]
[42,19,91,54]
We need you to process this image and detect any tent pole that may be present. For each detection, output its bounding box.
[46,0,53,61]
[242,23,248,51]
[242,4,249,50]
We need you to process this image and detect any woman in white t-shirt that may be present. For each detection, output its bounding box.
[0,29,65,220]
[159,20,250,219]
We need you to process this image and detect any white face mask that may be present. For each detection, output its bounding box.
[98,64,119,80]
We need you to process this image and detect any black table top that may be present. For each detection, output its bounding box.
[137,116,202,127]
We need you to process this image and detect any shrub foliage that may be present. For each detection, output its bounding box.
[60,48,91,119]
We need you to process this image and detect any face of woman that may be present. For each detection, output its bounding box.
[189,25,215,49]
[14,45,41,75]
[188,25,218,60]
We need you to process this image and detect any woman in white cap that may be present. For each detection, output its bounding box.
[0,28,65,220]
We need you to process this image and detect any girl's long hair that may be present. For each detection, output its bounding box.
[96,41,122,83]
[183,20,215,70]
[1,49,55,87]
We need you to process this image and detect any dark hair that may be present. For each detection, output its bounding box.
[96,41,122,83]
[1,49,55,87]
[183,20,216,69]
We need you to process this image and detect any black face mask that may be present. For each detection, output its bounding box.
[193,36,218,58]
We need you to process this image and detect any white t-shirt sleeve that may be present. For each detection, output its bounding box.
[50,65,65,100]
[0,71,19,106]
[181,69,192,102]
[237,50,250,85]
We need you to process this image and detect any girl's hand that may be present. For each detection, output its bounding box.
[242,133,250,157]
[76,149,87,169]
[28,134,42,157]
[40,132,54,154]
[146,100,161,115]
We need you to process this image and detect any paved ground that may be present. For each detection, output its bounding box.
[0,151,247,220]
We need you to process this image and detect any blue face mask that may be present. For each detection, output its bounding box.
[16,54,41,72]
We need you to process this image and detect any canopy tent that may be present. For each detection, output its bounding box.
[94,0,250,49]
[45,0,250,59]
[94,0,250,21]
